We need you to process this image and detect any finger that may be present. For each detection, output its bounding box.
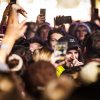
[74,62,83,67]
[7,8,18,24]
[17,9,27,18]
[19,19,27,28]
[0,38,3,41]
[39,14,45,16]
[58,61,65,66]
[78,62,84,66]
[17,4,27,14]
[19,25,27,37]
[12,4,26,13]
[0,34,5,37]
[0,41,2,43]
[11,4,27,18]
[40,16,45,19]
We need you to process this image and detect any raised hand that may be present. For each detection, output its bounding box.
[0,4,27,63]
[36,14,45,26]
[50,53,65,68]
[6,3,27,40]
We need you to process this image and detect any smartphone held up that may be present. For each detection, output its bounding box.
[54,42,68,63]
[40,8,46,23]
[54,16,72,25]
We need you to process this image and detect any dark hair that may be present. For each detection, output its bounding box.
[36,24,51,38]
[26,61,56,88]
[84,21,100,32]
[47,28,66,44]
[11,45,32,65]
[15,37,29,47]
[62,67,81,75]
[0,72,25,100]
[24,22,38,40]
[85,31,100,60]
[28,36,46,47]
[23,61,56,99]
[68,80,100,100]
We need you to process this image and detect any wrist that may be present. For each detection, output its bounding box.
[1,35,15,55]
[3,35,16,44]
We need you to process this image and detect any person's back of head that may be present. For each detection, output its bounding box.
[0,72,26,100]
[23,61,57,99]
[32,46,53,62]
[43,75,75,100]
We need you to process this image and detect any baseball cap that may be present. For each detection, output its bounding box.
[58,35,80,50]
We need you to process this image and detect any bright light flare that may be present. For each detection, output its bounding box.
[0,0,91,26]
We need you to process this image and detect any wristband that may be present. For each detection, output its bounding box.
[0,44,10,55]
[0,44,9,49]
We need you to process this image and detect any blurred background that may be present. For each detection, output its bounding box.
[0,0,100,26]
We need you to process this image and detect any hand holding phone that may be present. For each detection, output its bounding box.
[54,16,72,25]
[54,42,68,56]
[54,42,68,63]
[40,9,46,16]
[50,53,66,68]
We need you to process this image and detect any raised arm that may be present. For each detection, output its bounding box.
[0,4,27,63]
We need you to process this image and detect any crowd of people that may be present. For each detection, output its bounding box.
[0,3,100,100]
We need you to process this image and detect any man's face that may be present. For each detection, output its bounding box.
[40,28,50,41]
[29,43,42,52]
[66,49,79,62]
[76,26,88,41]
